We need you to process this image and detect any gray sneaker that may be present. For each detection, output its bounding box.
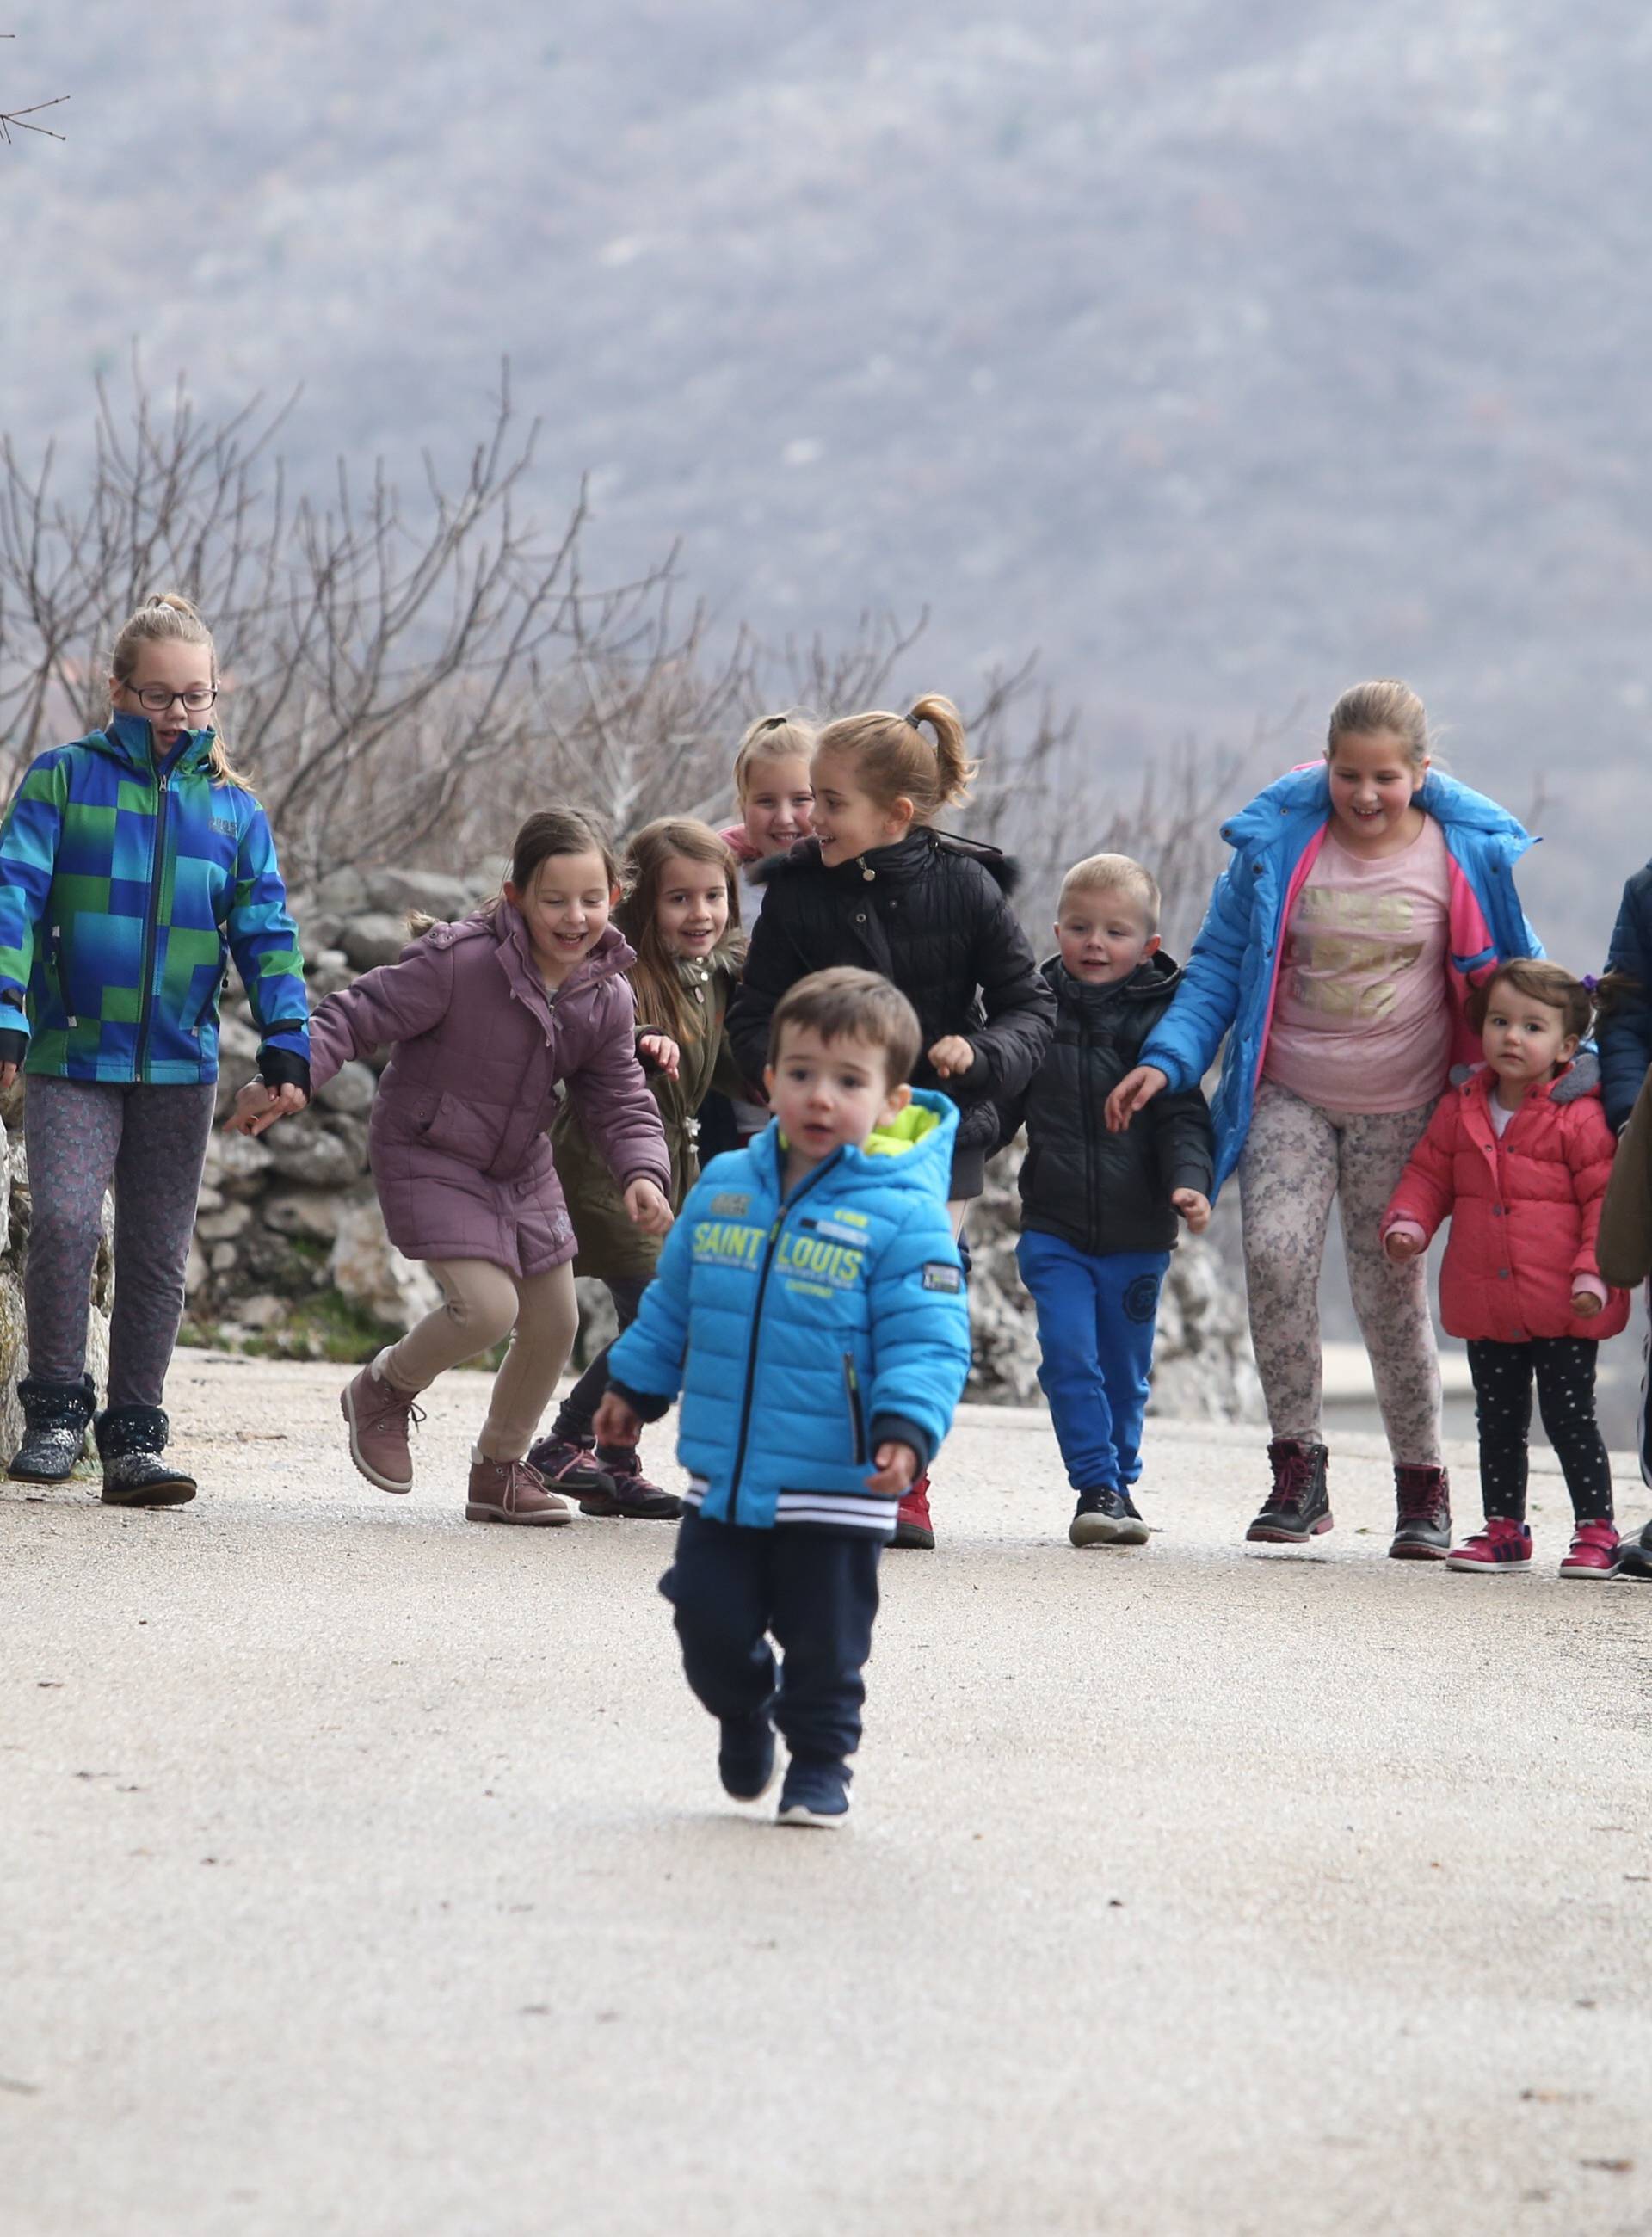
[341,1354,422,1494]
[1069,1487,1150,1547]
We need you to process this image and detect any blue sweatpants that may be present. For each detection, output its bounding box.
[1016,1232,1169,1494]
[660,1508,882,1764]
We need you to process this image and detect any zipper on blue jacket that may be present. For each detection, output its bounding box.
[841,1352,867,1466]
[725,1154,839,1520]
[48,923,76,1027]
[134,767,172,1079]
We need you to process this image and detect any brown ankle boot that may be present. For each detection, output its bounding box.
[464,1454,574,1526]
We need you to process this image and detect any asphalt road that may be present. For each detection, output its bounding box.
[4,1353,1650,2237]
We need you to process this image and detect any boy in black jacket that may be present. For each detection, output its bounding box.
[997,854,1214,1547]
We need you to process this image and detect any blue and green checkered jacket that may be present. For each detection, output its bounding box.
[0,714,310,1085]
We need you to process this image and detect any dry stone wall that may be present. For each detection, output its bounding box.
[0,866,1259,1423]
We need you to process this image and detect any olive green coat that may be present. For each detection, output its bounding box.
[553,949,746,1282]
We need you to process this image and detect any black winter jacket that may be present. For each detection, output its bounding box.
[726,829,1056,1186]
[1600,858,1652,1131]
[996,952,1214,1257]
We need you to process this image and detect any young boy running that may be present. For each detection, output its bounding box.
[998,854,1214,1547]
[595,967,971,1827]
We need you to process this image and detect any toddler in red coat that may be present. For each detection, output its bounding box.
[1381,961,1628,1576]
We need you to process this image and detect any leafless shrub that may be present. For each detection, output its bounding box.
[0,361,1266,926]
[0,34,66,144]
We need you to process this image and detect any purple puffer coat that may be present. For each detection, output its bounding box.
[308,905,670,1278]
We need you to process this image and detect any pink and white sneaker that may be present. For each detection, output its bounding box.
[1558,1519,1619,1579]
[1446,1517,1532,1572]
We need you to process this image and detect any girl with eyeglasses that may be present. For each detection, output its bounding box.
[0,591,310,1506]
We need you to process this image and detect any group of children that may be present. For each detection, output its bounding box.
[4,596,1652,1829]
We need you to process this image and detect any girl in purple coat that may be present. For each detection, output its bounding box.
[234,811,673,1525]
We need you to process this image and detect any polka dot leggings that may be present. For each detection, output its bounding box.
[1465,1337,1613,1523]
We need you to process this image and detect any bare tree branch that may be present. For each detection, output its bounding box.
[1,34,67,144]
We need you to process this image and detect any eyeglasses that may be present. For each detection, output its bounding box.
[126,685,218,714]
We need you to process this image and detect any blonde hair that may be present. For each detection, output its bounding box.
[1325,679,1431,768]
[109,592,252,790]
[615,817,743,1048]
[1058,852,1161,933]
[814,693,977,822]
[732,712,817,803]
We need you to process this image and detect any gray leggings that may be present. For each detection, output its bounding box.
[1238,1078,1443,1467]
[22,1075,217,1410]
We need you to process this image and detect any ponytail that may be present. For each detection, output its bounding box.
[815,693,977,823]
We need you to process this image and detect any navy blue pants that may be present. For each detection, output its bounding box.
[660,1508,882,1764]
[1017,1231,1169,1493]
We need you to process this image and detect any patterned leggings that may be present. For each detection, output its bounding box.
[23,1075,218,1409]
[1238,1079,1442,1466]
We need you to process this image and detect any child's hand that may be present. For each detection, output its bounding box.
[593,1390,642,1448]
[624,1177,675,1235]
[638,1033,681,1081]
[1383,1229,1424,1263]
[866,1439,920,1496]
[1571,1287,1603,1317]
[226,1079,308,1137]
[1106,1066,1167,1131]
[928,1035,976,1080]
[1172,1188,1211,1234]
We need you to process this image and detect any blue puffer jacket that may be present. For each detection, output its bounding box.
[1599,859,1652,1132]
[1140,766,1542,1192]
[607,1090,972,1535]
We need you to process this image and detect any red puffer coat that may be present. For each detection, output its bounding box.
[1381,1063,1630,1343]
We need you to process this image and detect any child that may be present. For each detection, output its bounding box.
[726,693,1054,1549]
[528,817,746,1518]
[701,712,817,1162]
[718,712,817,929]
[1381,961,1627,1575]
[239,810,674,1525]
[1107,680,1542,1557]
[594,967,971,1827]
[0,591,310,1505]
[996,854,1214,1548]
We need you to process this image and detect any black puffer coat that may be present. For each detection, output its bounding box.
[726,829,1056,1197]
[997,952,1214,1255]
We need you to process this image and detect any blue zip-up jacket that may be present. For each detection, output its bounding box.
[0,714,309,1086]
[1140,766,1542,1192]
[1599,858,1652,1132]
[607,1090,972,1536]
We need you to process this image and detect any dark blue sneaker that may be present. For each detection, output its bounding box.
[718,1714,776,1803]
[1069,1486,1150,1548]
[776,1757,852,1828]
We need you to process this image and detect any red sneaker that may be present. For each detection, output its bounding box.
[1559,1519,1619,1579]
[1446,1517,1532,1572]
[892,1476,934,1550]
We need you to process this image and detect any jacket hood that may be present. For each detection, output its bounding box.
[1220,761,1536,860]
[752,1086,958,1200]
[1451,1051,1601,1109]
[753,828,1021,896]
[718,821,763,866]
[448,904,636,1024]
[1040,949,1185,1010]
[94,712,216,779]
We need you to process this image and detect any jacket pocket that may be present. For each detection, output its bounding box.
[841,1351,867,1467]
[46,922,77,1027]
[184,938,231,1037]
[415,1090,509,1168]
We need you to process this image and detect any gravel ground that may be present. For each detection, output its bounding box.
[3,1351,1650,2237]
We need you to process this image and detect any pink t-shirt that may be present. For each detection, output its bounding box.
[1262,815,1454,1114]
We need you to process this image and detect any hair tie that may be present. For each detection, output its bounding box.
[1583,973,1600,992]
[905,711,923,731]
[761,714,787,732]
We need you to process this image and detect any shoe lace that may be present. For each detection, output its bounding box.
[1264,1447,1314,1509]
[367,1385,424,1438]
[1395,1468,1446,1521]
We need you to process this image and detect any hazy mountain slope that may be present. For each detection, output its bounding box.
[4,1,1650,951]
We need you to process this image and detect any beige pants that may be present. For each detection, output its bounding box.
[382,1259,580,1464]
